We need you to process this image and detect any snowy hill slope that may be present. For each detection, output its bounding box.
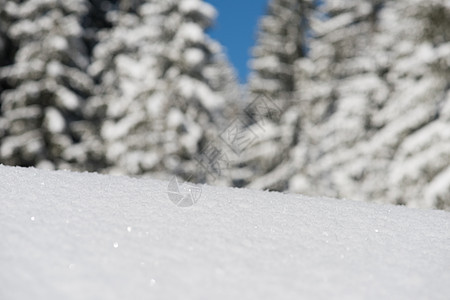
[0,165,449,300]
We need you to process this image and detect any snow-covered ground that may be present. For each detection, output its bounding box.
[1,165,449,300]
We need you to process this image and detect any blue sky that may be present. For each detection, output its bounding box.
[205,0,268,83]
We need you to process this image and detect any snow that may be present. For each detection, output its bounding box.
[1,165,449,300]
[182,47,205,69]
[179,0,217,27]
[44,107,66,133]
[175,23,204,44]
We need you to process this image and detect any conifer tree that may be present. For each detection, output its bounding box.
[0,0,94,169]
[235,0,312,190]
[248,0,310,103]
[290,0,450,210]
[365,0,450,208]
[289,0,388,198]
[90,0,238,181]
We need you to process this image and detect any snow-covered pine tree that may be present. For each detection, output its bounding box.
[91,0,238,181]
[204,51,243,129]
[63,0,126,172]
[288,0,388,199]
[0,0,15,127]
[0,0,94,169]
[0,0,14,70]
[365,0,450,209]
[233,0,312,190]
[290,0,450,210]
[248,0,310,103]
[84,0,168,176]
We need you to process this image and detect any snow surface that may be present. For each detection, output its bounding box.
[0,165,449,300]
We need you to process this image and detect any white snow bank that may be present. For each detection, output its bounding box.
[0,165,449,300]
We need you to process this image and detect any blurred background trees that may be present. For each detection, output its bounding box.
[0,0,94,169]
[0,0,449,210]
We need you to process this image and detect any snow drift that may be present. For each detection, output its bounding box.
[0,165,449,300]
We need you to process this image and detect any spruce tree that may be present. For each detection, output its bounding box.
[290,0,450,210]
[91,0,238,181]
[234,0,312,190]
[289,0,388,199]
[248,0,310,102]
[366,0,450,209]
[0,0,94,169]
